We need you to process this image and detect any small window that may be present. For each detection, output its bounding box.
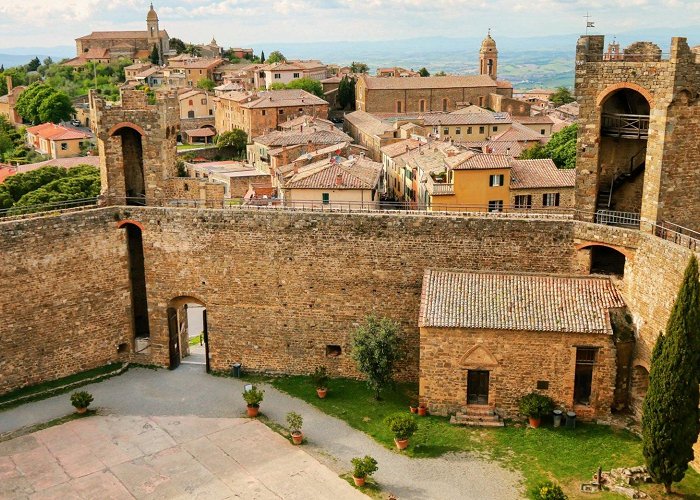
[493,126,498,132]
[488,200,504,212]
[443,128,449,136]
[322,193,330,204]
[189,99,193,105]
[201,99,206,105]
[455,127,461,135]
[467,126,472,134]
[419,99,425,112]
[489,174,504,187]
[442,98,448,112]
[209,109,213,115]
[117,342,129,353]
[279,109,284,115]
[187,110,195,118]
[536,380,549,390]
[541,129,546,135]
[298,107,303,112]
[514,194,532,209]
[543,193,560,207]
[60,143,68,150]
[396,101,403,113]
[274,73,281,79]
[479,126,485,134]
[262,109,266,116]
[293,72,300,78]
[326,345,342,357]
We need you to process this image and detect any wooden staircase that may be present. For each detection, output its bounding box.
[450,406,504,427]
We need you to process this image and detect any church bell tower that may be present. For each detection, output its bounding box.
[480,29,498,81]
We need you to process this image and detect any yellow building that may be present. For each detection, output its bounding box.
[0,77,26,126]
[25,123,92,160]
[178,89,214,120]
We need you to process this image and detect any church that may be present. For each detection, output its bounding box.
[66,4,171,66]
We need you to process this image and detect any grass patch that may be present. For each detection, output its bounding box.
[177,144,214,151]
[271,375,700,498]
[0,363,125,411]
[340,473,383,499]
[188,334,203,346]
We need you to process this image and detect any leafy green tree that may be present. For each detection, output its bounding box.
[185,44,202,57]
[170,38,186,54]
[434,71,447,76]
[37,92,74,124]
[642,256,700,494]
[337,76,356,110]
[350,62,368,74]
[12,167,100,209]
[418,67,430,77]
[269,83,286,90]
[42,57,53,67]
[216,129,248,155]
[150,44,160,65]
[197,78,216,91]
[550,86,575,106]
[285,77,323,97]
[267,51,286,64]
[15,83,74,124]
[350,316,404,399]
[26,57,41,72]
[520,124,577,169]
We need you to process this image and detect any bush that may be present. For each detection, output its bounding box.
[286,411,303,433]
[243,385,264,407]
[70,391,94,409]
[530,480,568,500]
[351,455,378,479]
[518,392,555,418]
[312,366,329,389]
[384,413,418,440]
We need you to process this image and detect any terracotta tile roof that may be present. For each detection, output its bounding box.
[510,160,576,189]
[254,129,351,147]
[513,115,555,125]
[284,157,382,190]
[496,80,513,88]
[492,121,544,142]
[422,112,512,126]
[77,30,168,40]
[178,89,207,101]
[458,140,524,157]
[419,270,625,334]
[278,115,335,131]
[26,123,92,141]
[321,75,343,84]
[185,128,216,138]
[450,153,511,170]
[16,155,99,173]
[381,138,423,158]
[344,110,394,137]
[184,58,224,70]
[232,89,327,109]
[450,105,492,115]
[361,74,497,90]
[0,165,18,183]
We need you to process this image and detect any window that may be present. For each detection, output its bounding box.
[279,109,284,115]
[209,109,213,116]
[489,174,505,187]
[298,107,303,112]
[322,193,330,204]
[187,110,195,118]
[543,193,560,207]
[262,109,266,116]
[514,194,532,208]
[541,129,546,135]
[455,127,461,135]
[201,99,206,105]
[493,126,498,132]
[442,98,448,112]
[419,99,425,112]
[574,347,597,405]
[479,126,485,134]
[467,126,472,134]
[443,128,449,136]
[293,72,300,78]
[189,100,193,105]
[60,142,68,150]
[274,73,281,79]
[326,345,341,357]
[536,380,549,390]
[405,168,412,181]
[199,70,202,74]
[488,200,503,212]
[396,101,403,113]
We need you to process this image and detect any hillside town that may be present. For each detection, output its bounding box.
[0,3,699,500]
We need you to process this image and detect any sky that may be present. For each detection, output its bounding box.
[0,0,699,50]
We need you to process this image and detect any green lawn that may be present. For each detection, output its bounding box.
[270,375,700,499]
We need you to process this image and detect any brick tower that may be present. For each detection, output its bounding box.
[574,36,700,232]
[480,30,498,81]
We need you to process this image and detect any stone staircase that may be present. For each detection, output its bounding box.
[450,406,504,427]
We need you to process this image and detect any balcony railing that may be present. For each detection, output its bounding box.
[601,113,649,139]
[595,209,641,228]
[424,175,454,195]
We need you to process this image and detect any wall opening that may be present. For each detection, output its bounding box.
[596,88,650,218]
[574,347,597,405]
[114,127,146,205]
[122,223,150,350]
[631,365,649,400]
[590,245,626,276]
[167,296,209,372]
[325,344,342,357]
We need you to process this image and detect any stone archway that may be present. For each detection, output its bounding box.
[576,243,628,276]
[630,364,649,416]
[110,124,146,205]
[118,221,150,353]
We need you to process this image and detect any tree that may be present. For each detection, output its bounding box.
[269,83,287,90]
[216,129,247,155]
[37,92,74,124]
[285,77,323,97]
[170,38,186,54]
[350,62,369,74]
[26,57,41,72]
[350,316,404,399]
[642,256,700,493]
[197,78,216,91]
[150,44,160,65]
[267,51,286,64]
[520,124,577,169]
[550,86,575,106]
[418,67,430,77]
[260,50,265,63]
[434,71,447,76]
[185,44,201,57]
[15,83,74,124]
[337,76,356,110]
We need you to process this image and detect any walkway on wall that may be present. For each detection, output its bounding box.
[0,366,521,499]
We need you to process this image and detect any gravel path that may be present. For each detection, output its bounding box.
[0,365,523,499]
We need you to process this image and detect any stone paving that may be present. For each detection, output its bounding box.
[0,415,364,499]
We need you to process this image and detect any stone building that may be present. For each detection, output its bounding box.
[575,35,700,232]
[0,76,25,126]
[69,4,171,65]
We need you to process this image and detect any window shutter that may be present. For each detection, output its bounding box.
[489,176,494,187]
[555,193,560,206]
[542,194,547,206]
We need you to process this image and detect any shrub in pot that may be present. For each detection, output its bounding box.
[286,411,304,445]
[409,401,418,414]
[243,385,264,417]
[518,392,554,428]
[312,366,329,398]
[350,455,378,487]
[384,413,418,450]
[417,403,428,416]
[70,391,94,414]
[530,480,568,500]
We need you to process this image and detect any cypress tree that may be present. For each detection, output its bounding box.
[150,45,160,65]
[260,50,265,63]
[642,255,700,493]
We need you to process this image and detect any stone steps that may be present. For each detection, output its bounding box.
[450,407,504,427]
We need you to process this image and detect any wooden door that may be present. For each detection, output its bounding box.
[167,307,180,370]
[467,370,489,405]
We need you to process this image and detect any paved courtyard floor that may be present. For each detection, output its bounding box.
[0,415,364,499]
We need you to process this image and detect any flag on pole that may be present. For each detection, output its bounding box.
[587,22,595,28]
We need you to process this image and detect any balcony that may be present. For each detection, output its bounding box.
[601,113,649,139]
[425,174,454,195]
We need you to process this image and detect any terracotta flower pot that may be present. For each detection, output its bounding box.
[409,406,417,414]
[394,438,409,450]
[291,431,303,445]
[353,476,366,487]
[417,406,427,416]
[75,407,88,414]
[316,388,327,399]
[528,416,541,428]
[246,405,259,417]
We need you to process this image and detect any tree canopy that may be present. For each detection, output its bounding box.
[642,256,700,493]
[197,78,216,91]
[418,67,430,77]
[337,76,356,110]
[216,129,248,156]
[150,45,160,65]
[550,86,575,106]
[170,38,186,54]
[284,78,323,97]
[520,124,577,169]
[14,83,74,124]
[266,51,286,64]
[350,316,404,399]
[350,62,369,74]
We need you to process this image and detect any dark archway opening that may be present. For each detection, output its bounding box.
[590,246,626,276]
[114,127,146,205]
[122,223,150,351]
[167,297,209,372]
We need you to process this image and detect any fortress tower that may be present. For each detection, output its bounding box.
[575,36,700,232]
[480,30,498,81]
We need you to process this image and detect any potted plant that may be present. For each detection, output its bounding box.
[417,403,428,416]
[409,401,418,414]
[70,391,94,414]
[312,366,329,399]
[350,455,378,487]
[385,413,418,450]
[518,392,555,428]
[286,411,304,445]
[243,385,264,417]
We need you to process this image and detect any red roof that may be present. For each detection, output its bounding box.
[26,123,92,141]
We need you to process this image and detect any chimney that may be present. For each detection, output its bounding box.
[335,173,343,186]
[293,163,299,174]
[506,147,511,156]
[6,75,12,93]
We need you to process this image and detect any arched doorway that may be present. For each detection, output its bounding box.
[630,364,649,415]
[118,221,150,351]
[112,126,146,205]
[167,296,209,372]
[596,87,650,223]
[590,245,626,276]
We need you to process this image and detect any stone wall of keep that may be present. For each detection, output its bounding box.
[363,86,497,114]
[0,209,132,395]
[419,327,617,419]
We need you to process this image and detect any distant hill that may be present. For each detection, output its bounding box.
[0,46,73,69]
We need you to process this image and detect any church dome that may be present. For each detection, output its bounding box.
[480,31,497,52]
[147,3,159,21]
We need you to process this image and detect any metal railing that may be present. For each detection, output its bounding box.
[425,174,454,195]
[652,221,700,252]
[595,209,641,228]
[601,113,649,139]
